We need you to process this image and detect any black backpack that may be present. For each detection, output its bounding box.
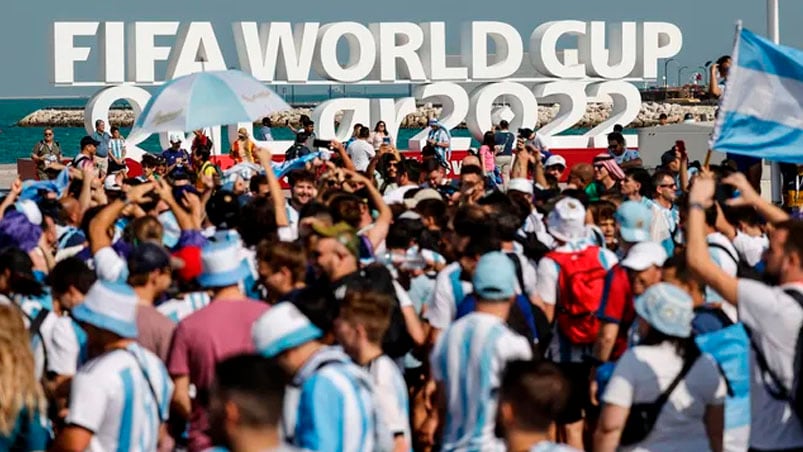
[750,288,803,425]
[707,242,762,280]
[514,231,551,263]
[347,264,414,359]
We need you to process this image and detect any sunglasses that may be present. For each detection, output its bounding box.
[659,183,677,188]
[44,132,53,136]
[594,164,606,170]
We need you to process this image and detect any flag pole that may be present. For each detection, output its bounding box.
[768,0,782,203]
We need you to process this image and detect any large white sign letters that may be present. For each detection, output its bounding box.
[53,20,682,150]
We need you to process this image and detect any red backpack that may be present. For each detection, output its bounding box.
[546,246,608,345]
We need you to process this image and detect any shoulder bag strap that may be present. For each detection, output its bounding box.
[121,349,166,423]
[654,349,701,408]
[707,242,739,266]
[505,252,526,294]
[747,288,803,401]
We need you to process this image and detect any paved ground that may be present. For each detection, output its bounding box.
[0,164,18,188]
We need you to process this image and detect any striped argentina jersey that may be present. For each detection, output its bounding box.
[431,312,533,452]
[156,291,211,323]
[284,346,392,452]
[66,343,173,452]
[365,355,412,450]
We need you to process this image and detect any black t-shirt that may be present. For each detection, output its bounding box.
[494,131,515,156]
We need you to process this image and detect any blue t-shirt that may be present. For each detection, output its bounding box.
[162,148,190,167]
[93,131,111,158]
[0,407,50,450]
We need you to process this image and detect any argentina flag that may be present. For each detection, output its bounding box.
[711,27,803,162]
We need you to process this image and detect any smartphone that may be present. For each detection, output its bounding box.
[675,140,686,156]
[382,137,391,144]
[312,139,332,149]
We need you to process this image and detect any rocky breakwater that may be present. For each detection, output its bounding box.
[18,102,717,129]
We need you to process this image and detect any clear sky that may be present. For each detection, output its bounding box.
[2,0,800,98]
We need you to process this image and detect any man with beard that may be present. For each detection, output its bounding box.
[686,171,803,451]
[284,170,317,241]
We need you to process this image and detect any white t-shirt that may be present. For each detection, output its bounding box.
[347,139,376,172]
[431,312,532,452]
[706,233,739,322]
[736,280,803,450]
[66,344,173,452]
[382,184,418,205]
[536,242,618,363]
[603,342,727,452]
[365,355,411,446]
[732,231,768,268]
[506,250,538,298]
[94,246,127,283]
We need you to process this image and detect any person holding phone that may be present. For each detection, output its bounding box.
[370,120,392,150]
[347,126,376,172]
[162,134,191,176]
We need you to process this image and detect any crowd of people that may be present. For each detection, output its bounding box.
[5,88,803,452]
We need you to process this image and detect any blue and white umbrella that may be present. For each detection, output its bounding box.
[128,70,291,141]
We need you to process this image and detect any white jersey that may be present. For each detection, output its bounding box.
[365,355,412,448]
[431,312,532,452]
[156,291,212,323]
[66,343,173,452]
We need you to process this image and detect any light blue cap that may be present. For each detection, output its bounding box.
[472,251,516,300]
[635,283,694,338]
[615,200,652,243]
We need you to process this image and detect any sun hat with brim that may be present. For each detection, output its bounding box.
[253,302,323,358]
[70,280,138,338]
[473,251,516,300]
[404,188,443,209]
[197,240,252,288]
[616,201,652,243]
[621,241,668,271]
[311,221,360,258]
[547,197,587,243]
[507,178,534,196]
[635,283,694,338]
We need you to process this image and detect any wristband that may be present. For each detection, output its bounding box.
[688,201,710,211]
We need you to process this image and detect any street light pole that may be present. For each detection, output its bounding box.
[768,0,781,203]
[677,66,689,87]
[663,58,676,88]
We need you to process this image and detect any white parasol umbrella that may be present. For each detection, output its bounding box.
[128,69,291,142]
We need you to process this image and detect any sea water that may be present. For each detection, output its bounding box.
[0,98,602,165]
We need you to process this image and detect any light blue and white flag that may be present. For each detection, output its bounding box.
[711,27,803,162]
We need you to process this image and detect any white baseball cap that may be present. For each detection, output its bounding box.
[104,174,122,191]
[545,155,567,168]
[621,242,668,271]
[507,178,534,195]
